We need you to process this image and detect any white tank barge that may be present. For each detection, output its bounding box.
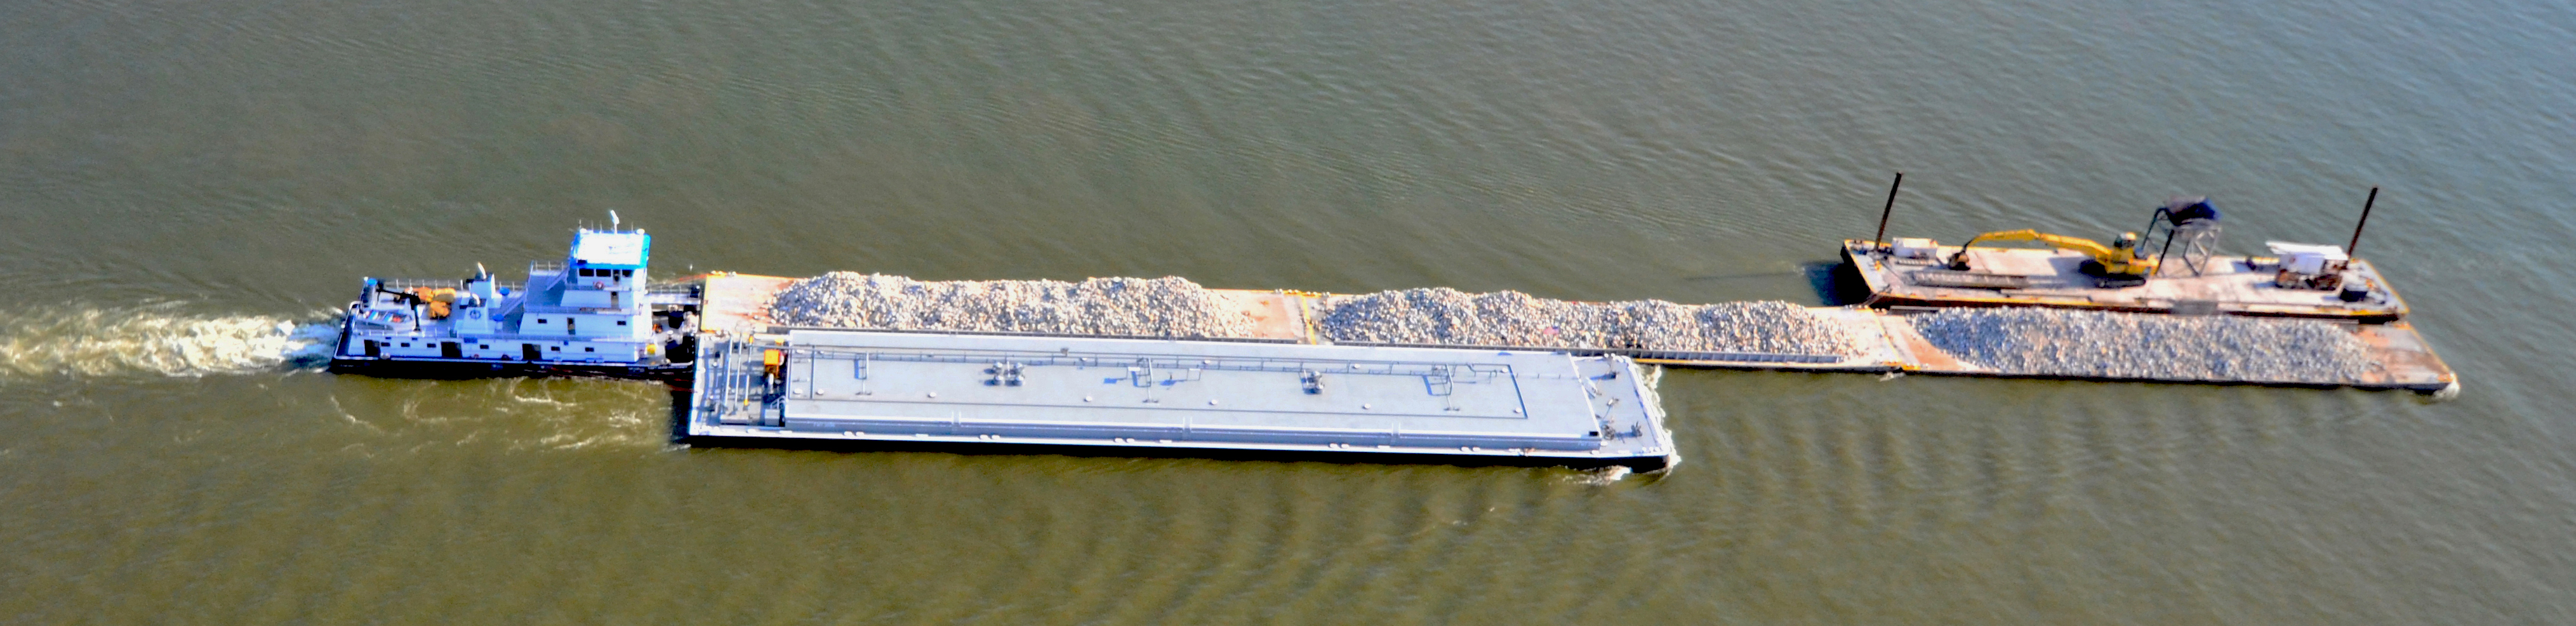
[685,330,1679,471]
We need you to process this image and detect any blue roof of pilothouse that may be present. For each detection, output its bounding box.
[570,229,650,269]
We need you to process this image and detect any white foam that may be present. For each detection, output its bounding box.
[0,304,338,378]
[1565,465,1633,486]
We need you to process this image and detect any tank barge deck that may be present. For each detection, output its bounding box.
[686,330,1678,470]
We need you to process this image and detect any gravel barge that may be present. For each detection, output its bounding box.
[689,272,2456,395]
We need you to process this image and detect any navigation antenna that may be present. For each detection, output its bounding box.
[609,210,621,230]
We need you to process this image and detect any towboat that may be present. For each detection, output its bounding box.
[329,225,701,380]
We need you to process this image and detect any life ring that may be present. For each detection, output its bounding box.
[593,281,606,289]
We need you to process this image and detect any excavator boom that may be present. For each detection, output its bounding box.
[1962,229,2121,258]
[1946,228,2158,286]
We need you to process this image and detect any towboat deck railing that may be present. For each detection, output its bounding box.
[427,333,666,342]
[645,284,700,306]
[373,277,463,291]
[364,277,525,294]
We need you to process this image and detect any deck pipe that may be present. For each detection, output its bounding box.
[2346,186,2379,257]
[1871,172,1902,254]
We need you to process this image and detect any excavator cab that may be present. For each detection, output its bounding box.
[2076,233,2154,288]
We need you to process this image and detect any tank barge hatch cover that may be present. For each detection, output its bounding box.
[685,330,1678,471]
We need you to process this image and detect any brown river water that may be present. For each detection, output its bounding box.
[3,0,2572,622]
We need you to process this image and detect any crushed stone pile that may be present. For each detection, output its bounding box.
[767,272,1254,338]
[1909,307,2373,382]
[1314,288,1858,356]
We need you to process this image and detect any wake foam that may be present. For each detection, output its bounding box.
[1568,465,1633,485]
[0,304,338,378]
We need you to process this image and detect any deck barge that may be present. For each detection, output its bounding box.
[1838,239,2410,321]
[685,330,1679,470]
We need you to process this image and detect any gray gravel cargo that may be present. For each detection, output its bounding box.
[768,272,1255,338]
[1315,288,1857,357]
[1909,307,2372,383]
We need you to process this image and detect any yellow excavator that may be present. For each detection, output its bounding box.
[1944,229,2160,288]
